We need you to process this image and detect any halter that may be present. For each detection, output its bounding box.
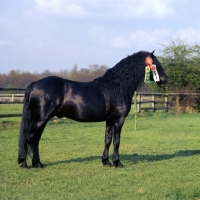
[144,56,160,83]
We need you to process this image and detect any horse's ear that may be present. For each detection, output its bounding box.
[150,50,155,57]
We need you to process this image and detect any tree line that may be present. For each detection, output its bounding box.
[0,64,108,88]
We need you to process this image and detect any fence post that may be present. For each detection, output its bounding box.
[165,95,168,112]
[11,94,14,102]
[11,94,14,105]
[137,94,141,113]
[152,94,155,112]
[134,92,137,131]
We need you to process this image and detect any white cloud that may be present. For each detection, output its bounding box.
[130,29,170,47]
[33,0,174,18]
[110,29,170,49]
[176,27,200,43]
[89,26,113,44]
[34,0,86,17]
[0,17,6,24]
[127,0,174,17]
[0,40,12,46]
[111,36,130,48]
[91,0,174,18]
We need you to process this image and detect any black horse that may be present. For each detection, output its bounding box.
[18,51,167,168]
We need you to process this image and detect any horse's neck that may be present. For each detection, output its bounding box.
[117,65,143,97]
[98,65,143,103]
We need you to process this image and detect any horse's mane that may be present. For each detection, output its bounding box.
[95,51,151,103]
[104,51,149,82]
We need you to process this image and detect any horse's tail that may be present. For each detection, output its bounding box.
[17,82,34,164]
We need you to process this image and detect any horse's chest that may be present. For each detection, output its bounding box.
[106,103,129,119]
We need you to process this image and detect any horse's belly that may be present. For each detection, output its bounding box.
[57,103,105,122]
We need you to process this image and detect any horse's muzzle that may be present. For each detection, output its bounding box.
[157,76,167,88]
[159,76,167,84]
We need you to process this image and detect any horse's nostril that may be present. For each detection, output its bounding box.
[160,77,165,81]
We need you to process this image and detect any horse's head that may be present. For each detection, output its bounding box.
[146,50,167,86]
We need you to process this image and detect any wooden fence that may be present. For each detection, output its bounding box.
[0,88,170,118]
[135,93,169,112]
[0,94,24,104]
[0,88,24,118]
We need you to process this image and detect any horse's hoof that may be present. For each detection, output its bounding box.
[103,162,113,167]
[113,161,124,168]
[20,164,28,169]
[32,162,43,168]
[37,163,43,168]
[102,159,113,167]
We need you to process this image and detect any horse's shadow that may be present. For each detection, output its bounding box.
[45,150,200,167]
[122,150,200,164]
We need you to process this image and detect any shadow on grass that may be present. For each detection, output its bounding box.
[45,156,100,167]
[122,150,200,164]
[45,150,200,167]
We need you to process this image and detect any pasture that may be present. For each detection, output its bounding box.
[0,105,200,199]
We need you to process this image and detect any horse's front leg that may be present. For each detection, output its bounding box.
[112,118,124,168]
[102,121,114,167]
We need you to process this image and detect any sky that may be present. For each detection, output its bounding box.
[1,0,200,74]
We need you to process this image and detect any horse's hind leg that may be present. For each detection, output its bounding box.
[29,120,47,168]
[19,158,28,168]
[102,121,114,166]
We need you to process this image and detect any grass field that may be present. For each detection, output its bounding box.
[0,105,200,199]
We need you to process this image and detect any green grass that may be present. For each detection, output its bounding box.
[0,104,23,122]
[0,107,200,199]
[0,104,22,114]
